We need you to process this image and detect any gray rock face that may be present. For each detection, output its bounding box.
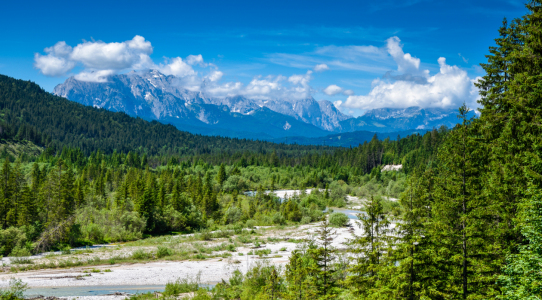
[53,70,206,122]
[249,98,350,131]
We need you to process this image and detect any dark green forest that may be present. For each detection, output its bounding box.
[1,1,542,300]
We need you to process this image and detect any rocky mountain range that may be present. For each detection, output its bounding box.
[53,69,471,141]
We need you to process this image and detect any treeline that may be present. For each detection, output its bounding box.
[29,126,445,177]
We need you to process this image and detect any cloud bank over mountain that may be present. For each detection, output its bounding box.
[338,37,481,110]
[35,35,481,111]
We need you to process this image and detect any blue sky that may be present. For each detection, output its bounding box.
[0,0,527,116]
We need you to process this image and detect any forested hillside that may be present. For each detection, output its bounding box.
[0,75,332,157]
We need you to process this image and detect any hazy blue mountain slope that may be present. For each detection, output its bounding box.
[339,106,474,133]
[269,129,428,147]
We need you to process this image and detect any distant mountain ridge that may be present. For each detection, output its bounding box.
[54,70,471,140]
[338,106,474,133]
[268,129,429,147]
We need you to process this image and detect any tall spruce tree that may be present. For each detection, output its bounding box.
[347,195,390,297]
[387,167,438,299]
[429,105,499,299]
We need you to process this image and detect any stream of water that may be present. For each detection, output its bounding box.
[25,285,166,297]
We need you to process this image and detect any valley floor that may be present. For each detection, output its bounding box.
[0,218,366,299]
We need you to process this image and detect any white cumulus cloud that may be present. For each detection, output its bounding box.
[186,54,205,66]
[333,100,343,108]
[74,70,115,83]
[204,71,314,100]
[323,84,343,96]
[34,41,76,76]
[69,35,153,70]
[205,70,223,82]
[158,57,196,77]
[34,36,206,83]
[314,64,329,72]
[343,57,478,110]
[386,36,423,75]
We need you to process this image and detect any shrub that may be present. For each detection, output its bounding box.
[300,216,312,224]
[329,212,349,227]
[0,227,27,256]
[156,246,173,258]
[246,220,256,229]
[213,230,234,239]
[9,246,31,257]
[271,213,286,225]
[76,208,145,244]
[163,273,201,296]
[196,229,212,241]
[131,249,151,260]
[0,278,28,299]
[61,245,72,255]
[255,249,271,257]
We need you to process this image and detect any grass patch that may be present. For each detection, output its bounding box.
[156,246,173,258]
[254,249,271,257]
[163,273,202,296]
[131,249,152,260]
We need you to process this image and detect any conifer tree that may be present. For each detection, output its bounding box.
[347,195,390,297]
[283,250,316,300]
[139,175,157,232]
[429,105,499,299]
[216,163,227,186]
[0,158,12,227]
[310,218,338,298]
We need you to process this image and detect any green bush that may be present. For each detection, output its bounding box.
[76,208,145,244]
[0,278,28,299]
[0,227,27,256]
[61,245,72,255]
[9,246,31,257]
[246,220,256,229]
[156,246,173,258]
[300,216,312,224]
[131,249,151,260]
[10,245,33,265]
[224,206,243,224]
[329,212,349,227]
[163,273,201,296]
[254,249,271,257]
[271,213,286,225]
[196,229,212,241]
